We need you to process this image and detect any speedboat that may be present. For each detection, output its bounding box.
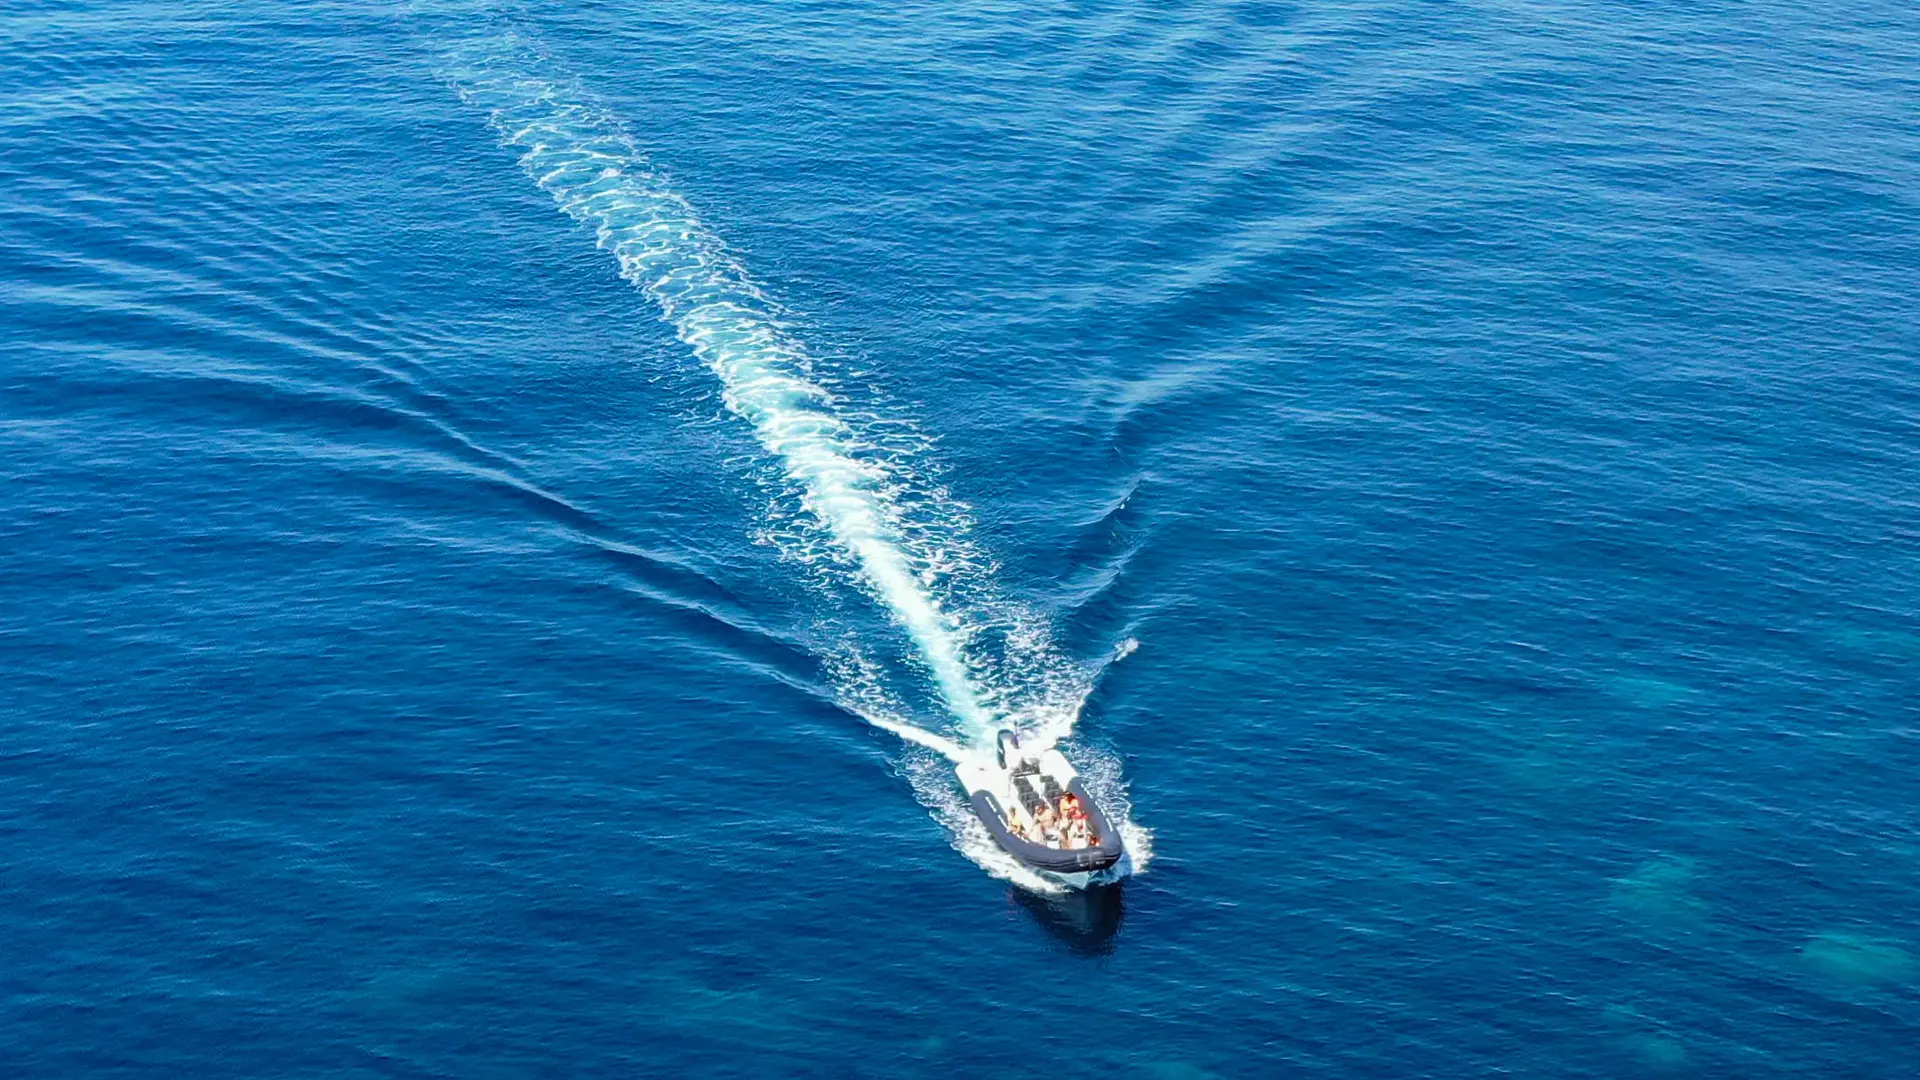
[957,730,1124,881]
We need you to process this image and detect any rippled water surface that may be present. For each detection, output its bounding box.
[4,1,1918,1075]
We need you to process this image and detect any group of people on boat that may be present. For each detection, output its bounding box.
[1008,791,1098,850]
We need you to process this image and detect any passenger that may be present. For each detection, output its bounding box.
[1058,793,1085,820]
[1007,816,1028,840]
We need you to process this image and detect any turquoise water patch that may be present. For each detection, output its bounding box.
[1610,856,1708,929]
[1621,1032,1687,1071]
[1799,931,1916,988]
[1601,1005,1688,1072]
[1597,674,1695,710]
[1820,627,1920,662]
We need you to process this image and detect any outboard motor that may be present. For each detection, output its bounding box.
[995,729,1020,770]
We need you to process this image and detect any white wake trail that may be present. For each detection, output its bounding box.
[439,32,1150,888]
[441,37,994,736]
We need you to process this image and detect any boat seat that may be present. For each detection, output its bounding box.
[1040,775,1064,803]
[1012,776,1047,816]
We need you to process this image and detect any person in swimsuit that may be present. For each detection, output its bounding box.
[1034,803,1062,845]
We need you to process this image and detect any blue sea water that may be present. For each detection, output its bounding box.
[5,0,1920,1074]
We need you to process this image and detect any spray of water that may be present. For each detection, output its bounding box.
[438,31,1148,887]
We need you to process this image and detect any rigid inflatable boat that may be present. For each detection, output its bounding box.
[957,730,1124,881]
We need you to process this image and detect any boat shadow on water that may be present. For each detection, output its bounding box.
[1012,883,1126,956]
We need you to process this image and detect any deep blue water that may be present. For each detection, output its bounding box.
[6,0,1920,1075]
